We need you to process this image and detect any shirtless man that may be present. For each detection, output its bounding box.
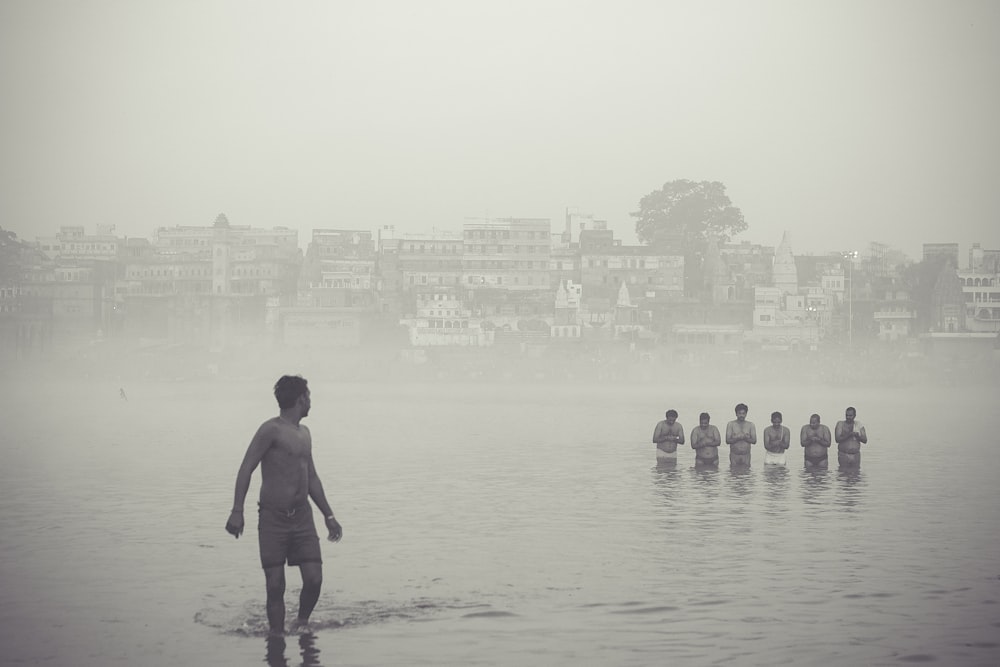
[835,406,868,468]
[225,375,344,637]
[800,413,832,469]
[652,409,685,462]
[725,403,757,466]
[762,411,790,466]
[691,412,721,467]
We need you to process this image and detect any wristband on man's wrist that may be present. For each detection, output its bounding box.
[326,515,335,521]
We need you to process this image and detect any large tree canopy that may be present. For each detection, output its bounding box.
[632,179,746,253]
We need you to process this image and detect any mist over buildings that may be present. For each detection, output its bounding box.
[1,1,998,259]
[1,2,999,394]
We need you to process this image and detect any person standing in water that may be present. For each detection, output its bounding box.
[725,403,757,466]
[225,375,343,637]
[691,412,721,467]
[652,409,685,462]
[762,411,790,466]
[835,406,868,468]
[801,413,832,469]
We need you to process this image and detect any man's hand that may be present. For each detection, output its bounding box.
[225,510,245,539]
[325,516,343,543]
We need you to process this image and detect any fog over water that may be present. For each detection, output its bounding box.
[2,1,1000,664]
[1,356,999,666]
[2,0,999,256]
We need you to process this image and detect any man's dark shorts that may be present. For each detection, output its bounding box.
[258,503,322,569]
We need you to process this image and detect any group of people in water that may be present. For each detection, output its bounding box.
[652,404,868,469]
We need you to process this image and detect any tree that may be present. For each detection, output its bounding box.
[901,254,950,333]
[632,180,747,297]
[0,227,27,285]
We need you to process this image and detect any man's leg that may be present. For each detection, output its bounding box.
[263,566,286,636]
[295,562,323,626]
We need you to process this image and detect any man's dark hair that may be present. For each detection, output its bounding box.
[846,406,856,415]
[665,409,678,419]
[274,375,309,409]
[699,412,710,421]
[735,403,748,413]
[771,411,782,421]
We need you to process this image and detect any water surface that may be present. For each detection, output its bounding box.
[0,377,998,666]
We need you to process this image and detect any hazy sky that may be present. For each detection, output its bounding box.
[1,0,998,260]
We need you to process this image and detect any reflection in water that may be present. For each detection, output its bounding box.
[265,632,323,667]
[799,468,831,506]
[688,465,720,494]
[760,465,789,514]
[654,458,678,472]
[266,635,287,667]
[727,466,754,499]
[651,463,681,506]
[835,468,866,511]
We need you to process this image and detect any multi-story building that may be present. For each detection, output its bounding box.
[872,282,916,342]
[578,228,684,300]
[923,242,960,267]
[302,228,376,308]
[0,234,53,360]
[400,289,493,346]
[958,244,1000,333]
[744,233,821,351]
[462,217,551,290]
[719,240,775,301]
[395,229,464,292]
[118,214,301,345]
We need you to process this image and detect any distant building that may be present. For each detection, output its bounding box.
[929,259,966,333]
[745,232,820,351]
[719,240,775,300]
[400,290,493,346]
[579,227,684,301]
[872,280,916,342]
[463,217,551,290]
[923,242,959,267]
[969,242,1000,273]
[957,246,1000,333]
[772,231,798,296]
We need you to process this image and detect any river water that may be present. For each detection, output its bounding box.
[0,375,998,666]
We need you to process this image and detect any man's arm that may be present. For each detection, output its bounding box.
[709,426,722,447]
[225,421,275,538]
[748,423,757,445]
[725,422,738,445]
[652,422,666,444]
[674,425,685,445]
[690,429,700,450]
[820,426,832,447]
[857,424,868,444]
[834,421,849,444]
[306,446,343,542]
[800,426,810,447]
[781,426,790,450]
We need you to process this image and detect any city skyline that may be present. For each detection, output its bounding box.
[2,1,998,261]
